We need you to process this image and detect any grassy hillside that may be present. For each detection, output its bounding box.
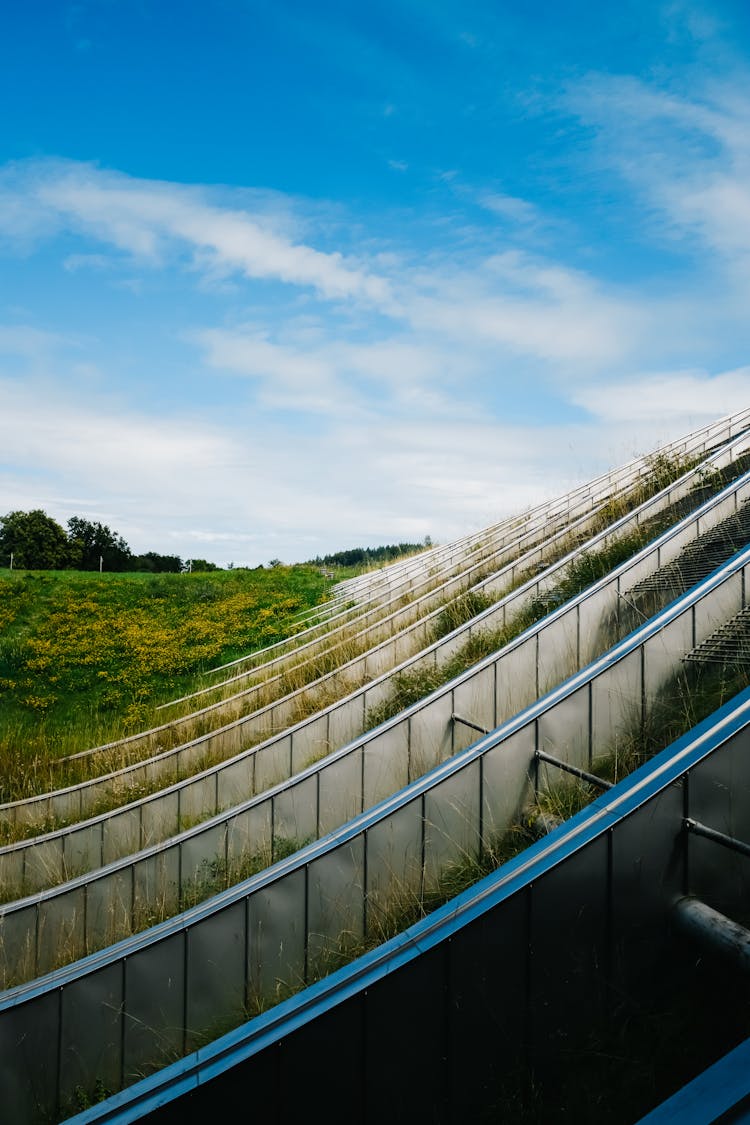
[0,565,332,795]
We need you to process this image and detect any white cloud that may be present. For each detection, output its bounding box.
[565,72,750,275]
[478,192,539,225]
[24,162,395,306]
[573,368,750,424]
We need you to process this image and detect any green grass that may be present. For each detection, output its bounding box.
[0,565,332,797]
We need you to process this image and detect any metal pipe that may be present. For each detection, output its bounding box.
[451,714,490,736]
[684,818,750,860]
[673,896,750,974]
[534,750,613,791]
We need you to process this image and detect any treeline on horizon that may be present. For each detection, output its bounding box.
[0,509,216,573]
[0,510,432,574]
[310,538,431,568]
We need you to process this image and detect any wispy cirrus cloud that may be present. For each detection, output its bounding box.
[0,158,650,374]
[564,70,750,273]
[0,160,395,307]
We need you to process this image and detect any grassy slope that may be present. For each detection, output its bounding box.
[0,565,332,795]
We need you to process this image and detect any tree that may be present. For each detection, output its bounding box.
[67,517,132,572]
[184,558,219,572]
[0,510,70,570]
[130,551,183,573]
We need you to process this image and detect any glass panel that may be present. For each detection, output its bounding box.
[21,836,65,894]
[272,775,318,848]
[362,724,409,811]
[132,849,180,932]
[657,520,698,567]
[85,867,134,956]
[496,637,538,724]
[452,665,496,751]
[537,685,591,773]
[306,836,366,977]
[408,692,453,779]
[423,761,481,889]
[140,790,180,849]
[481,725,535,842]
[290,713,329,774]
[364,798,423,938]
[0,904,37,989]
[537,613,579,696]
[216,755,254,810]
[318,749,363,836]
[0,847,23,901]
[178,774,217,828]
[642,611,694,694]
[328,695,365,751]
[580,579,619,663]
[101,804,141,866]
[62,821,103,878]
[180,823,227,904]
[246,867,307,1004]
[37,885,86,975]
[49,786,83,825]
[254,734,292,794]
[226,802,273,876]
[693,572,743,647]
[591,650,642,761]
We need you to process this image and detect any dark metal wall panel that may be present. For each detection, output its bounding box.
[446,891,530,1124]
[687,729,750,921]
[185,902,247,1053]
[0,991,59,1125]
[362,946,448,1123]
[609,782,686,994]
[123,932,186,1085]
[59,962,124,1111]
[527,834,610,1082]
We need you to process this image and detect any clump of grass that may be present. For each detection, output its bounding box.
[429,590,497,642]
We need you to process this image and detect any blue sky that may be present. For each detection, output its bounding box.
[1,1,749,566]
